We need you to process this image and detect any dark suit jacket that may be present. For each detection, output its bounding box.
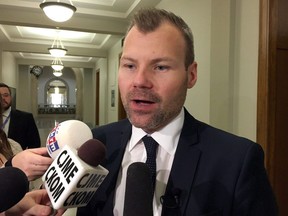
[77,109,278,216]
[8,109,41,150]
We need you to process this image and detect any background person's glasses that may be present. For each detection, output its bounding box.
[0,93,10,98]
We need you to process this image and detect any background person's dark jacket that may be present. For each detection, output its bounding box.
[8,109,41,150]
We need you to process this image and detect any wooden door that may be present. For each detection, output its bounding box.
[258,0,288,215]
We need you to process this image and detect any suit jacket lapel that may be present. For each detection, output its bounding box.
[87,111,201,215]
[89,120,132,213]
[162,110,201,215]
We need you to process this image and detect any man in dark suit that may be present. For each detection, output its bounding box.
[77,8,278,216]
[0,83,41,149]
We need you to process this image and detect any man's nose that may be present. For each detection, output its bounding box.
[132,68,153,88]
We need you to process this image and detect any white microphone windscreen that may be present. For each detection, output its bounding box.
[46,120,93,159]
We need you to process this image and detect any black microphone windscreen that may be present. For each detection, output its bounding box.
[0,167,29,212]
[123,162,153,216]
[77,139,106,167]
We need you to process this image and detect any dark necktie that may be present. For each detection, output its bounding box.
[142,135,158,192]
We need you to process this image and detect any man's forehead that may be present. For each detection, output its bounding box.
[0,87,9,92]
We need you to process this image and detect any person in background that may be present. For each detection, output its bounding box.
[0,96,22,166]
[0,94,22,165]
[0,94,52,181]
[0,82,41,150]
[77,8,278,216]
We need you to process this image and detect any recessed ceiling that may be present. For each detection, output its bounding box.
[0,0,161,67]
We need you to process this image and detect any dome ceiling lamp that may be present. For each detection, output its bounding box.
[40,0,77,22]
[53,70,63,77]
[51,57,64,71]
[49,33,67,57]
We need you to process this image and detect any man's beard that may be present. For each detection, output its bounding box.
[2,102,11,111]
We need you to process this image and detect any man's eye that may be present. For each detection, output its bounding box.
[123,64,135,69]
[155,65,169,71]
[0,94,10,98]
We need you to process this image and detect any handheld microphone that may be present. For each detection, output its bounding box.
[0,167,29,212]
[46,120,93,159]
[123,162,153,216]
[42,139,109,210]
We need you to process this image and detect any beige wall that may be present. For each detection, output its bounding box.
[95,58,108,126]
[232,0,259,140]
[17,65,32,112]
[106,40,122,123]
[1,51,17,87]
[82,68,94,125]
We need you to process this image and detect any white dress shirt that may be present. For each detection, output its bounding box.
[113,108,185,216]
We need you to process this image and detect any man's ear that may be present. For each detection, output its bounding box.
[187,62,197,89]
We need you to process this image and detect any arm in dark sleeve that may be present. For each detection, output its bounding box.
[26,114,41,148]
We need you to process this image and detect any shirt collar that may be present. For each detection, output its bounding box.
[129,107,185,155]
[2,107,11,117]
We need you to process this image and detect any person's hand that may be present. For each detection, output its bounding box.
[11,147,53,181]
[4,189,65,216]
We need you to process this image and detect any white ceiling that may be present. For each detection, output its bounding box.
[0,0,161,67]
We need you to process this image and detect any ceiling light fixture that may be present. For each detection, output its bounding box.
[53,70,63,77]
[40,0,77,22]
[51,58,64,71]
[49,33,67,57]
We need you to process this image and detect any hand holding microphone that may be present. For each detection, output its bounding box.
[42,120,109,210]
[4,189,65,216]
[8,120,93,182]
[10,147,53,181]
[42,139,108,210]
